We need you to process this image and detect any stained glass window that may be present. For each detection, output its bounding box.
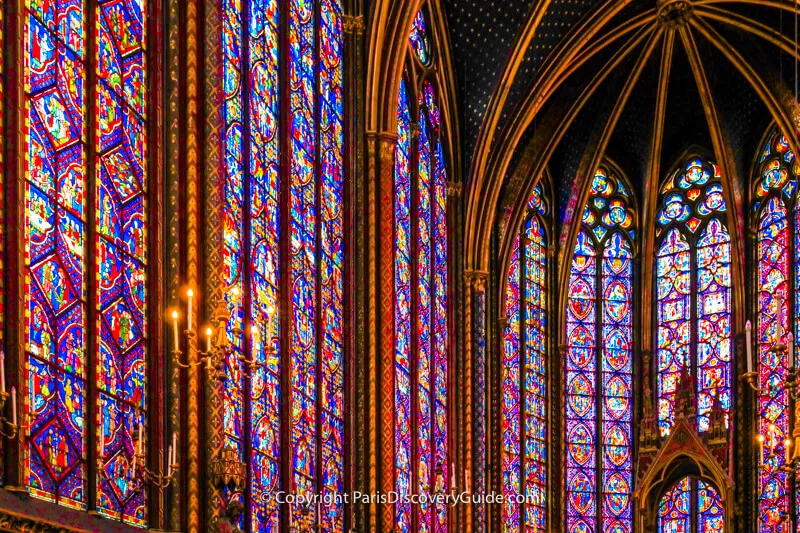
[656,476,724,533]
[394,49,450,533]
[220,0,345,530]
[565,168,634,533]
[754,131,800,533]
[24,0,148,524]
[502,184,548,533]
[409,10,430,64]
[655,157,731,436]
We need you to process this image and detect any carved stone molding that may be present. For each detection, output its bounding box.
[656,0,693,28]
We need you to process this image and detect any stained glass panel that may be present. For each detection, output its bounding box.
[289,0,318,525]
[248,0,281,530]
[417,105,433,533]
[502,183,549,533]
[221,0,246,515]
[220,0,344,529]
[319,0,345,530]
[409,10,429,64]
[564,168,634,533]
[95,0,148,523]
[432,139,449,533]
[502,234,522,533]
[25,0,88,510]
[754,132,800,533]
[394,78,413,533]
[502,235,522,532]
[524,216,547,533]
[656,156,730,437]
[657,477,725,533]
[566,230,597,533]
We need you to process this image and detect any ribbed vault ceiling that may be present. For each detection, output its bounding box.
[448,0,800,273]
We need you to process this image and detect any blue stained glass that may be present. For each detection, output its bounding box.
[656,156,731,437]
[566,168,634,533]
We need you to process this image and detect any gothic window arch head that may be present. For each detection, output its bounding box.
[24,0,152,525]
[219,0,345,530]
[393,6,452,532]
[565,165,635,533]
[502,182,549,533]
[753,129,800,533]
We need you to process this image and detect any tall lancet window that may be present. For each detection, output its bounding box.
[754,131,800,532]
[220,0,345,530]
[565,168,634,533]
[24,0,151,525]
[655,156,731,436]
[394,9,451,533]
[502,184,549,533]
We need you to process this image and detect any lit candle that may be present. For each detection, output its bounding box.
[10,387,16,427]
[266,305,275,342]
[172,310,180,348]
[786,438,792,463]
[745,320,753,374]
[1,350,6,394]
[758,434,765,465]
[187,289,194,331]
[231,287,241,325]
[205,327,213,353]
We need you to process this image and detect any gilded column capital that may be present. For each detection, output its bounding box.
[342,15,365,36]
[464,270,488,292]
[447,181,463,198]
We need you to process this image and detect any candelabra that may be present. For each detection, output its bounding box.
[0,351,19,440]
[741,301,800,531]
[171,287,278,379]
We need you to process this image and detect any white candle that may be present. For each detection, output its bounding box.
[187,289,194,331]
[746,320,753,374]
[232,287,240,325]
[759,434,765,465]
[167,445,173,469]
[1,350,7,394]
[172,310,180,348]
[172,432,178,464]
[11,387,17,427]
[205,327,213,353]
